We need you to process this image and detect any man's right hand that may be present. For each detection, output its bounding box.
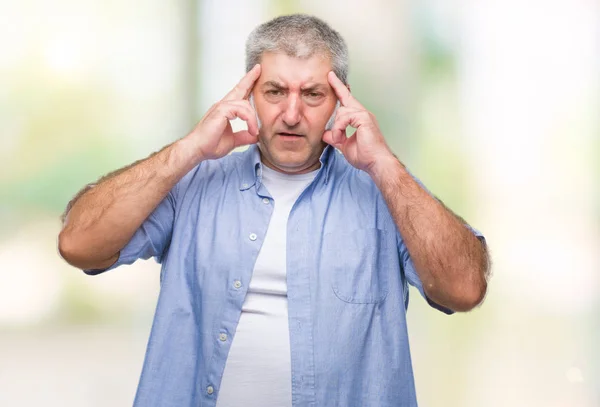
[186,64,262,161]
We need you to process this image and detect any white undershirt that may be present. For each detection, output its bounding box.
[216,165,318,407]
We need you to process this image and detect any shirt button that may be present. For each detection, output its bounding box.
[233,280,242,289]
[207,385,214,395]
[249,233,257,241]
[242,183,249,189]
[262,198,270,204]
[219,333,228,342]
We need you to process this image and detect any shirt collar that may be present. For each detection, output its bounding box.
[239,144,334,191]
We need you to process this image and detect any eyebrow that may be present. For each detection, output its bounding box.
[261,81,329,92]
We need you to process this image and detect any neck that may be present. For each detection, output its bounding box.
[258,147,324,175]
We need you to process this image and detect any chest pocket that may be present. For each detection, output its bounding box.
[323,228,394,304]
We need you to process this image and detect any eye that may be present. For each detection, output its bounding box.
[306,92,323,98]
[266,89,283,96]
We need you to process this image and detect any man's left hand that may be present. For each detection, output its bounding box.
[322,71,395,173]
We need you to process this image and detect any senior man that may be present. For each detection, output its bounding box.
[59,14,489,407]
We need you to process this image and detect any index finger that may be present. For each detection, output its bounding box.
[223,64,262,101]
[327,71,363,109]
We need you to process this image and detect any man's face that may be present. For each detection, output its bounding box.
[251,51,338,174]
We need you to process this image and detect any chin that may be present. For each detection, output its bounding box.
[268,151,311,171]
[259,140,322,173]
[272,155,308,170]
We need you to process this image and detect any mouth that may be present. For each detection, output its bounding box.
[277,132,304,139]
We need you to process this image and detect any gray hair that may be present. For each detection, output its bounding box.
[245,14,349,84]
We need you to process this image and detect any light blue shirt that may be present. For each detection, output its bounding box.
[86,144,483,407]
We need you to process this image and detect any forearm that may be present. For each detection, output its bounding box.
[59,137,203,269]
[368,156,489,312]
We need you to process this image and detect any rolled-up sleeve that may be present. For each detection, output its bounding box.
[83,190,176,275]
[399,225,486,315]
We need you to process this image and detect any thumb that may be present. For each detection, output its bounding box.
[233,130,259,148]
[322,130,338,148]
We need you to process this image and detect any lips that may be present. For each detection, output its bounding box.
[277,132,304,137]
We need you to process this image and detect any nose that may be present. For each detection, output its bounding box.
[281,94,302,127]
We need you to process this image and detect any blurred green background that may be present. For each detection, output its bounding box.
[0,0,598,406]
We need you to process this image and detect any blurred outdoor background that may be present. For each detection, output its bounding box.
[0,0,598,406]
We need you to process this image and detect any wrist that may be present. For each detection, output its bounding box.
[157,137,206,184]
[368,154,424,216]
[173,136,207,166]
[366,153,406,183]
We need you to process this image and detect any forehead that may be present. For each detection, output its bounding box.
[257,51,332,88]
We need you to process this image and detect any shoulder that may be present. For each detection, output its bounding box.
[329,149,380,195]
[322,150,397,233]
[172,147,250,200]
